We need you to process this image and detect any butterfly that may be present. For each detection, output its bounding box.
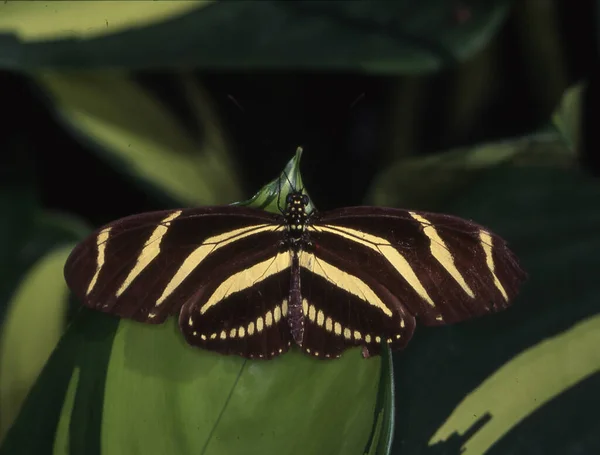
[64,168,525,360]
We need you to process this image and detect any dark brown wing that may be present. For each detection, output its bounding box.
[297,247,416,359]
[308,206,526,327]
[64,206,284,324]
[179,249,293,359]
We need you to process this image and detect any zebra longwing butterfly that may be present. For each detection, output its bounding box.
[64,151,526,360]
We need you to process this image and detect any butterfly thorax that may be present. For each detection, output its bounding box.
[284,192,310,245]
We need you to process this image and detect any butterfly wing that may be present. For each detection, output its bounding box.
[64,201,525,360]
[308,206,526,327]
[64,206,284,325]
[179,249,293,359]
[296,247,416,359]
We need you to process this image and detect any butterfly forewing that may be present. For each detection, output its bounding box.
[65,207,283,323]
[309,206,526,326]
[180,249,292,359]
[298,248,416,359]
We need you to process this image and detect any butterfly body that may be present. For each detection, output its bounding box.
[64,190,526,360]
[282,192,312,347]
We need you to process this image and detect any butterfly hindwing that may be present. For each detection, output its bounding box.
[297,248,416,359]
[310,206,526,326]
[180,249,293,359]
[64,206,283,324]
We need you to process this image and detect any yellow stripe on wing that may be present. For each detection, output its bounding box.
[154,223,281,307]
[116,210,182,297]
[86,227,112,295]
[198,251,291,315]
[298,251,393,317]
[479,231,509,301]
[409,212,475,298]
[309,224,436,308]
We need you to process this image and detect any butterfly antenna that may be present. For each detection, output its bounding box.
[283,170,297,193]
[227,94,245,113]
[349,92,365,110]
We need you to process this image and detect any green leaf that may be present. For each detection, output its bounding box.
[429,314,600,455]
[235,147,316,214]
[2,154,383,455]
[0,310,119,455]
[551,81,586,153]
[0,211,90,443]
[1,1,509,73]
[0,138,90,442]
[0,2,207,42]
[0,245,73,443]
[32,70,242,206]
[366,130,575,211]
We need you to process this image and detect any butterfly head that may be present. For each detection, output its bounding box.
[285,191,309,237]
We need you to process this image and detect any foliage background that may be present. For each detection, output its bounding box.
[0,1,599,454]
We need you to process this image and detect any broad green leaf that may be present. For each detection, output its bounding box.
[0,2,207,41]
[0,210,90,443]
[0,310,119,455]
[101,318,379,455]
[32,70,241,207]
[1,1,509,73]
[0,143,84,442]
[2,153,384,455]
[367,82,586,212]
[367,131,574,211]
[430,314,600,455]
[0,245,73,442]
